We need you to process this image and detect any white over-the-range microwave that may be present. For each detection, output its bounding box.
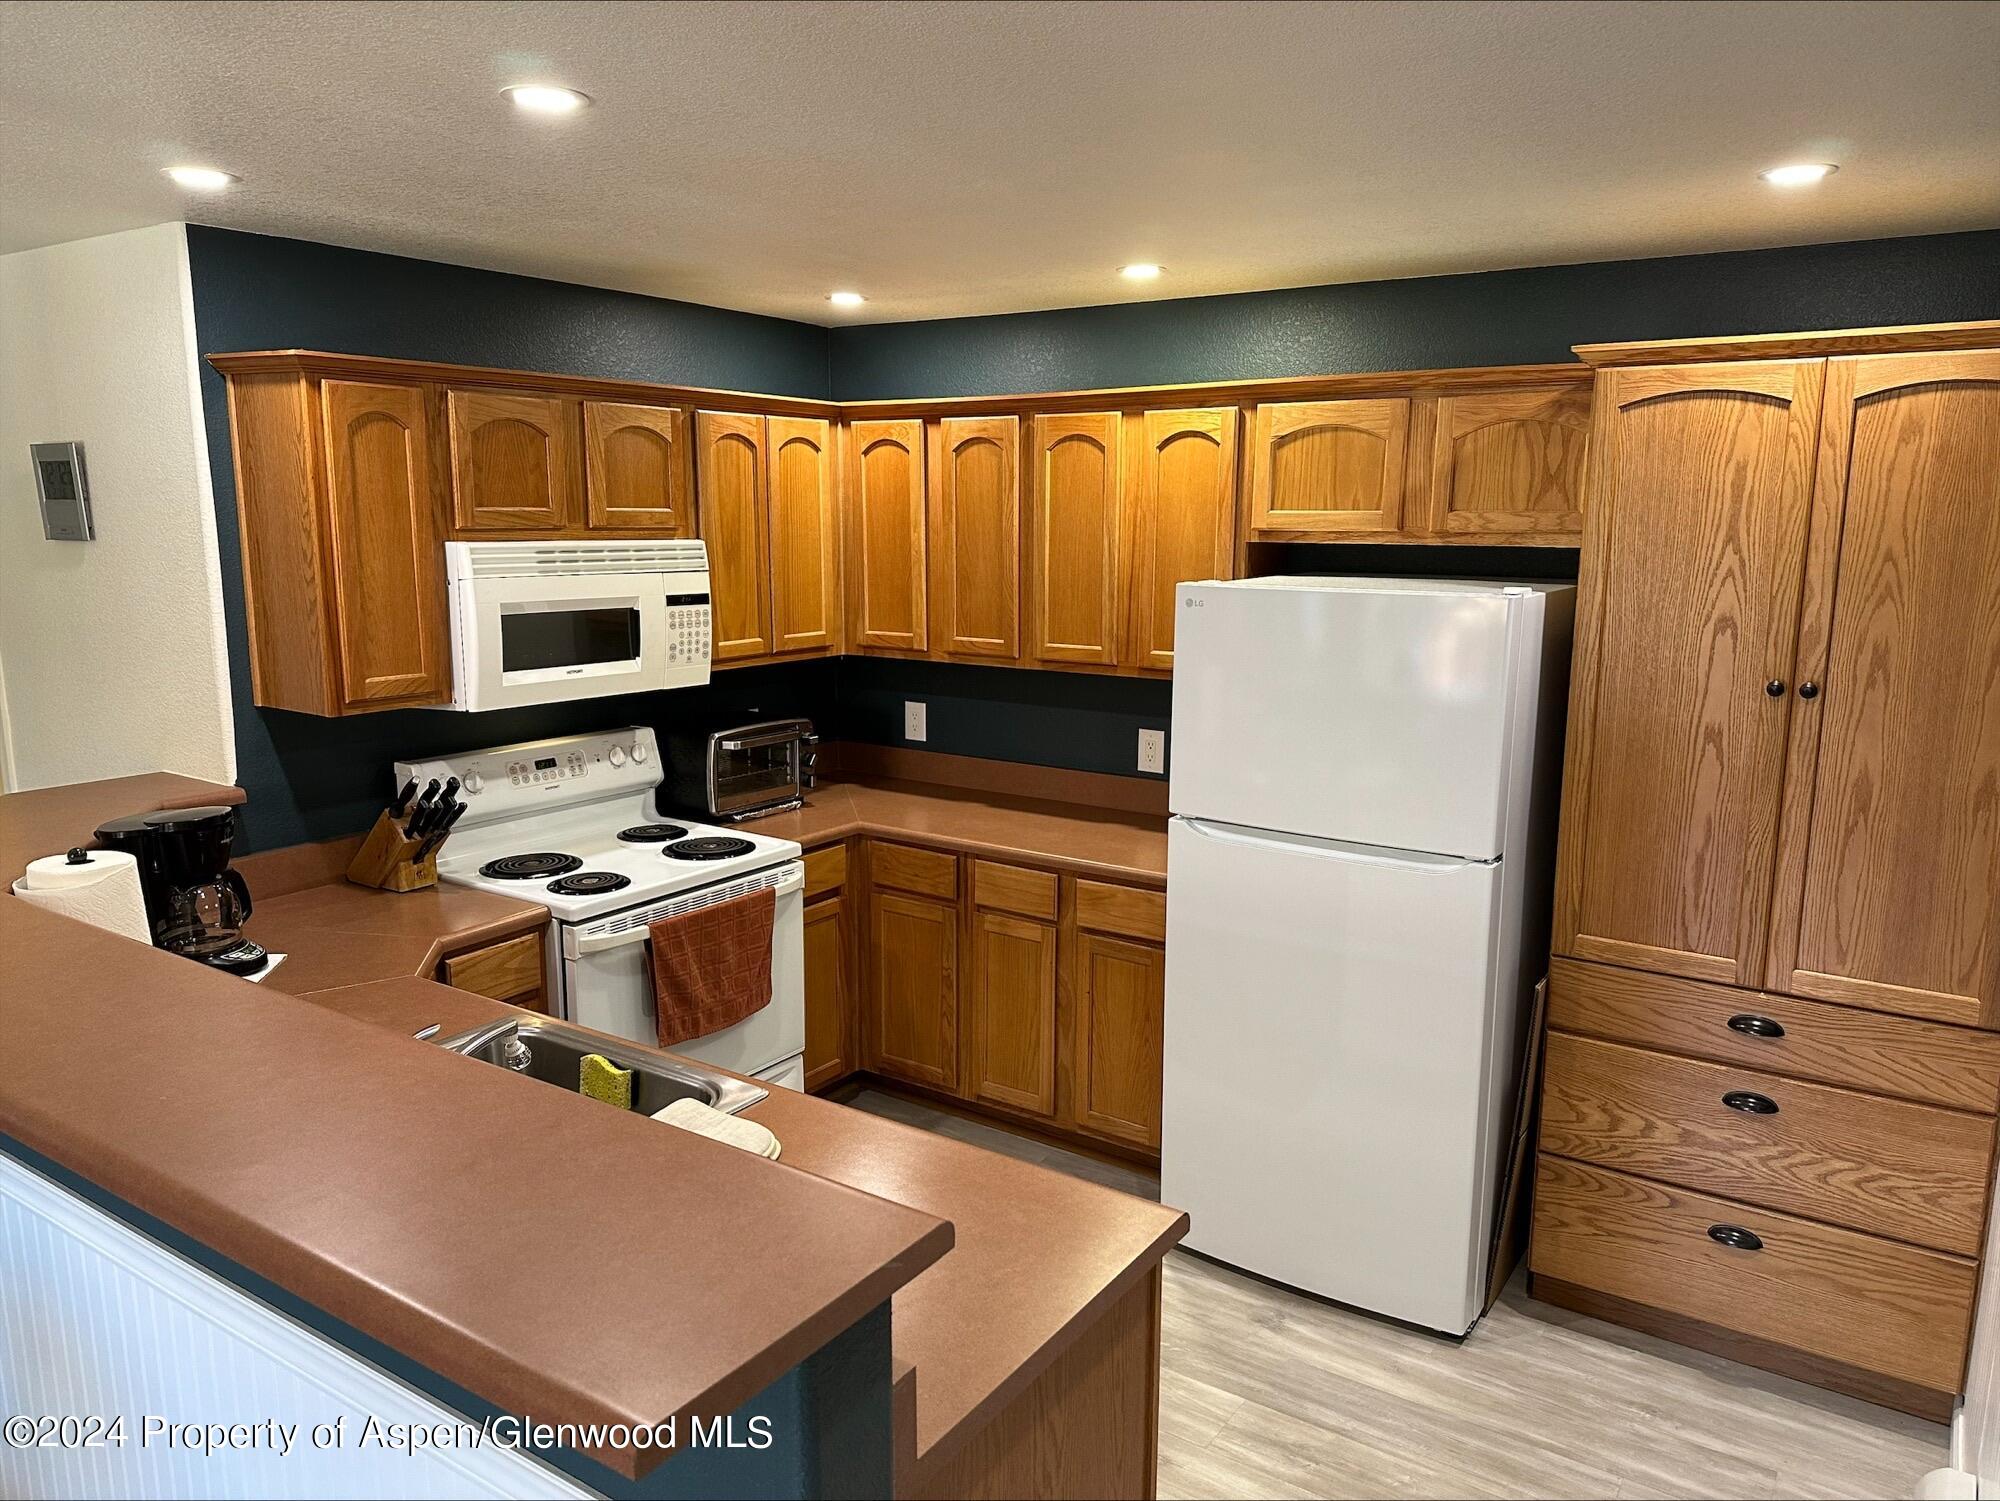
[443,539,712,711]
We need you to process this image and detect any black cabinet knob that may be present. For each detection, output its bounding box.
[1722,1090,1780,1115]
[1764,679,1786,698]
[1727,1013,1786,1039]
[1798,681,1821,700]
[1708,1224,1764,1251]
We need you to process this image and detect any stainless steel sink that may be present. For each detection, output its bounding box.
[435,1016,767,1116]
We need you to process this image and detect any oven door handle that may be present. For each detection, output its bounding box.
[567,865,803,955]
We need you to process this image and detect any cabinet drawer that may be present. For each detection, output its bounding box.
[870,842,958,900]
[972,860,1058,920]
[1074,880,1165,943]
[1549,957,2000,1113]
[442,932,543,1004]
[803,843,847,901]
[1540,1032,1993,1255]
[1531,1156,1974,1395]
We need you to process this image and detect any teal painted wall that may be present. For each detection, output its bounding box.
[827,230,2000,398]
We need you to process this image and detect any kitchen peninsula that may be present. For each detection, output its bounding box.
[0,773,1185,1499]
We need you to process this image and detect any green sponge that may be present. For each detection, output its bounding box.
[579,1052,633,1110]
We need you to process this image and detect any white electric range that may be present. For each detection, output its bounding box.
[396,726,806,1090]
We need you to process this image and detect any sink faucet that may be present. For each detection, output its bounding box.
[440,1016,532,1070]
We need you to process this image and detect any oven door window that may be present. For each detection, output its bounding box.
[500,605,641,675]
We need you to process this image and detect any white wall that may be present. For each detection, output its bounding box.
[0,222,234,791]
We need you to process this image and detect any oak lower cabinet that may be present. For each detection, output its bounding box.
[854,841,1167,1157]
[440,930,548,1013]
[803,903,852,1095]
[1534,329,2000,1419]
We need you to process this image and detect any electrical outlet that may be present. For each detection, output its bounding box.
[1138,728,1166,775]
[904,700,928,742]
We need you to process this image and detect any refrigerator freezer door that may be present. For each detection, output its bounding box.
[1161,816,1507,1334]
[1169,578,1532,858]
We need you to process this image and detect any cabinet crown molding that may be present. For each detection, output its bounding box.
[1574,319,2000,367]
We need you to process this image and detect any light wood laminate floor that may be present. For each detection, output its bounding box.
[844,1088,1948,1500]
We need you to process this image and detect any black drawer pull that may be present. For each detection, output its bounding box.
[1726,1013,1786,1039]
[1708,1223,1764,1251]
[1723,1090,1780,1115]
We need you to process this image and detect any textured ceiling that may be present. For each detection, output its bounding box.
[2,0,1996,324]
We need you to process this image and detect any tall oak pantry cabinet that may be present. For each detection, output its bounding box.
[1530,326,2000,1420]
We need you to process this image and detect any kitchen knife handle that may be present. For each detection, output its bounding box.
[390,778,418,816]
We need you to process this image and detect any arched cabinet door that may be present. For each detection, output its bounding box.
[1764,350,2000,1027]
[583,401,689,534]
[320,380,449,708]
[1425,384,1592,538]
[1249,398,1407,534]
[1028,412,1122,666]
[847,418,928,651]
[1552,360,1825,988]
[446,388,579,531]
[695,411,774,661]
[931,415,1021,659]
[768,416,838,653]
[1123,407,1239,672]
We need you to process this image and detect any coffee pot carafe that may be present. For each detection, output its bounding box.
[93,805,267,975]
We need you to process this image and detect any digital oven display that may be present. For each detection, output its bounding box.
[535,757,558,771]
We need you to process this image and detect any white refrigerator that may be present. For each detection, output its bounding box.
[1162,576,1574,1335]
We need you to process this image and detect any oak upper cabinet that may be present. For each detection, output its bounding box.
[321,381,451,708]
[1764,350,2000,1028]
[446,388,580,532]
[930,416,1022,659]
[1028,412,1122,666]
[1421,384,1592,539]
[847,418,928,650]
[1123,407,1239,671]
[1248,398,1409,534]
[694,411,774,660]
[803,891,851,1092]
[767,417,839,654]
[582,401,690,533]
[867,889,960,1091]
[1553,360,1826,989]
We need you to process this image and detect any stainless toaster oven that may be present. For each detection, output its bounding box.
[660,717,818,821]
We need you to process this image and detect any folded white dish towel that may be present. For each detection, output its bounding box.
[650,1097,781,1159]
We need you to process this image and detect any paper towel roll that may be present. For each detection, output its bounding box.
[12,848,152,944]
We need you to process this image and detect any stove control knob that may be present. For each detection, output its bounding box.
[608,745,627,768]
[462,771,483,795]
[632,741,650,764]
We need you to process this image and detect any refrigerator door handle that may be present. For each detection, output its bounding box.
[1176,817,1495,871]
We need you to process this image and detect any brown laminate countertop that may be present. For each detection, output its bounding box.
[751,779,1169,886]
[303,981,1189,1481]
[0,771,245,882]
[0,899,952,1480]
[245,879,550,994]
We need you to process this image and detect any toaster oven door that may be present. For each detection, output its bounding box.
[710,725,811,817]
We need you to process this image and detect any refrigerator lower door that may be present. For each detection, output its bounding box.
[1162,816,1508,1335]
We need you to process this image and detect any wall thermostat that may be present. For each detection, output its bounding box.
[30,441,94,541]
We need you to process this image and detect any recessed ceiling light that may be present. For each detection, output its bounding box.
[163,166,237,190]
[504,85,590,115]
[828,291,866,308]
[1759,162,1838,187]
[1120,263,1164,281]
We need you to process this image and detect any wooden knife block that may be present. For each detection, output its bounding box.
[345,810,438,892]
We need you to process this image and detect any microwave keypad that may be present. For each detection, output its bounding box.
[666,603,712,664]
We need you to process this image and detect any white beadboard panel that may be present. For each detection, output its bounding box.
[0,1153,590,1499]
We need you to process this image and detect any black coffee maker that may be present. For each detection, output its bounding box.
[94,806,267,975]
